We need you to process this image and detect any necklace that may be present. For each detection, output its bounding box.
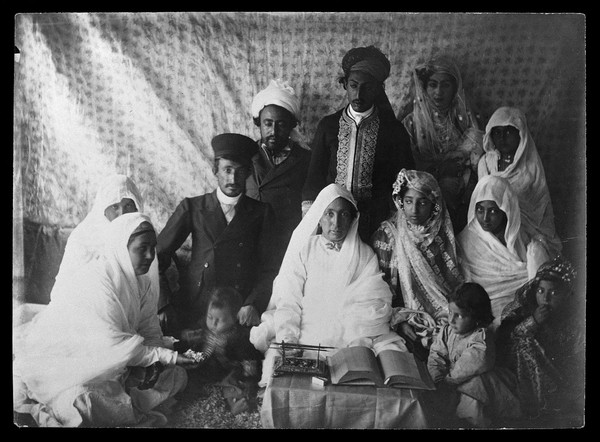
[432,111,459,154]
[498,153,514,171]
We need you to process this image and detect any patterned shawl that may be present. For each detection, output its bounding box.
[500,255,577,323]
[386,169,463,321]
[408,55,482,164]
[478,106,562,255]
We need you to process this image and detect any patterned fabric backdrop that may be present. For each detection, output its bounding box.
[13,12,586,303]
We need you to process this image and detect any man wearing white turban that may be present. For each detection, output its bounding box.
[246,79,311,266]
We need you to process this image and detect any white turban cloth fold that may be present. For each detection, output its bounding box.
[251,79,310,150]
[251,79,300,119]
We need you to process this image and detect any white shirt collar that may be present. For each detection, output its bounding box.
[216,186,241,205]
[346,104,375,124]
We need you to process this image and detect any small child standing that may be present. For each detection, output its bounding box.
[427,282,521,428]
[179,287,263,415]
[496,256,583,418]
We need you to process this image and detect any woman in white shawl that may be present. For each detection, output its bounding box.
[13,213,196,427]
[52,174,144,295]
[478,106,562,256]
[457,175,550,331]
[250,183,406,387]
[371,169,464,353]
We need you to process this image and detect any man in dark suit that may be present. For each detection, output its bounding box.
[157,133,278,334]
[246,79,311,265]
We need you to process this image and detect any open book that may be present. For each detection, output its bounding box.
[327,346,435,390]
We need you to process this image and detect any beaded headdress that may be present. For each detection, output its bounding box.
[535,255,577,288]
[392,168,441,218]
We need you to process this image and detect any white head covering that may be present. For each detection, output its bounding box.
[51,175,143,298]
[466,174,525,258]
[278,183,362,291]
[90,174,143,218]
[478,106,561,254]
[457,175,532,329]
[251,184,398,354]
[251,79,309,150]
[100,213,155,309]
[14,213,169,418]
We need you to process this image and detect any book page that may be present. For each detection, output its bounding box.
[327,346,383,385]
[378,350,435,390]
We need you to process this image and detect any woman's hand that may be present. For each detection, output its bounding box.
[399,321,418,341]
[176,353,200,368]
[161,336,179,350]
[533,305,552,325]
[138,362,164,390]
[279,337,302,356]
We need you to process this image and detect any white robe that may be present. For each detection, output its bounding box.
[478,106,561,255]
[457,175,549,331]
[51,174,147,299]
[250,183,406,387]
[271,234,393,348]
[13,213,185,427]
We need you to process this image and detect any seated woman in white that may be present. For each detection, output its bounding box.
[52,174,144,297]
[250,183,407,387]
[457,175,550,331]
[478,106,562,256]
[13,213,197,427]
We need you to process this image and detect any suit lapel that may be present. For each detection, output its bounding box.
[220,195,254,240]
[256,145,302,187]
[204,191,228,242]
[251,150,274,187]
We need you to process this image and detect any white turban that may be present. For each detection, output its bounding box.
[251,79,300,120]
[251,79,310,150]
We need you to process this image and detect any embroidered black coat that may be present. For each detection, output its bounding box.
[302,106,414,241]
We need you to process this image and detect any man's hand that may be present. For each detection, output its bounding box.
[238,305,260,327]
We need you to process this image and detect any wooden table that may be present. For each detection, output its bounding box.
[260,373,430,429]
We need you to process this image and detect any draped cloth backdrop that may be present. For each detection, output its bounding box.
[13,12,585,306]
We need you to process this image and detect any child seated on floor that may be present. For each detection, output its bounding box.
[496,256,584,419]
[178,287,263,415]
[426,283,521,428]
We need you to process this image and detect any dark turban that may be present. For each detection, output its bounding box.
[341,45,391,83]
